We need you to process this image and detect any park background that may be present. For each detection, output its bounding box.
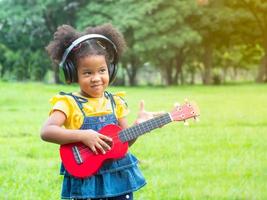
[0,0,266,199]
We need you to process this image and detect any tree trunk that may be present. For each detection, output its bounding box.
[190,70,195,85]
[0,64,6,78]
[53,64,60,84]
[163,59,174,85]
[125,63,138,86]
[256,39,267,82]
[222,67,227,83]
[256,55,267,82]
[128,68,137,86]
[203,42,213,84]
[174,61,179,85]
[174,54,184,85]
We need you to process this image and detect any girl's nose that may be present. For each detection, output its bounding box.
[91,74,101,82]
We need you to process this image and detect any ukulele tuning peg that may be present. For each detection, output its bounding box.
[174,102,180,108]
[184,121,189,126]
[194,117,200,122]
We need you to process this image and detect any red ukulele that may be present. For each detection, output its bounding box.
[60,101,200,178]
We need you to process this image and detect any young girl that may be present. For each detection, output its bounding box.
[41,24,158,200]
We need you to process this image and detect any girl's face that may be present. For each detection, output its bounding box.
[77,55,109,98]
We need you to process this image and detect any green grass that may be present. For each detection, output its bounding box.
[0,82,266,200]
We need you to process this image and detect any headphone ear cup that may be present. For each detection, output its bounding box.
[70,62,77,83]
[64,60,73,84]
[65,60,78,83]
[59,61,72,84]
[109,63,118,84]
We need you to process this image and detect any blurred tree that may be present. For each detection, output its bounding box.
[77,0,201,85]
[224,0,267,83]
[42,0,87,83]
[133,0,201,85]
[0,0,264,85]
[0,43,11,78]
[77,0,152,86]
[214,44,263,83]
[0,0,87,82]
[190,0,236,84]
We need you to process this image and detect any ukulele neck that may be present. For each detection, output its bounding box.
[119,113,172,142]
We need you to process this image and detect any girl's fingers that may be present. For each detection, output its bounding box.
[99,140,111,151]
[95,143,106,154]
[152,111,165,117]
[139,100,145,112]
[90,146,98,155]
[99,134,112,142]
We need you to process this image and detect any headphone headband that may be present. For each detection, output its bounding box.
[59,34,118,67]
[58,33,119,84]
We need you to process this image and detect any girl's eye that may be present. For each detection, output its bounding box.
[100,69,107,73]
[83,71,91,75]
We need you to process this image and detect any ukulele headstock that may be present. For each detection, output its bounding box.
[170,100,200,124]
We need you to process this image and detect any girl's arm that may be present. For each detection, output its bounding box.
[41,110,112,154]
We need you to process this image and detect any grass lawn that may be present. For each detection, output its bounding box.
[0,82,266,199]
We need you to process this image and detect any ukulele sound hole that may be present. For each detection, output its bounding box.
[106,140,114,150]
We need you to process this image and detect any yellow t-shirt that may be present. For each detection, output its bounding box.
[49,92,129,129]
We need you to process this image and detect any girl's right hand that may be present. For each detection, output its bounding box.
[80,130,113,155]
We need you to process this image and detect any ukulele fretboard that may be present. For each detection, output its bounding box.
[119,113,172,142]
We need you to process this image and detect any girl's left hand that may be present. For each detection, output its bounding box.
[135,100,165,124]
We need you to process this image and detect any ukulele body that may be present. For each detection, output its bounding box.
[60,124,128,178]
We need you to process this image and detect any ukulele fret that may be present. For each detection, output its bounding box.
[119,113,172,142]
[72,146,83,164]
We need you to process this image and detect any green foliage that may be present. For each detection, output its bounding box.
[77,0,202,85]
[0,0,266,84]
[216,45,263,70]
[224,0,267,82]
[0,0,86,82]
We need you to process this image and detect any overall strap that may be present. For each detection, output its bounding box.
[104,91,116,114]
[59,92,88,116]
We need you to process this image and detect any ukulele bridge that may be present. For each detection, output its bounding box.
[72,146,83,164]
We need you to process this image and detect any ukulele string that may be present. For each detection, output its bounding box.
[77,136,125,154]
[77,125,147,153]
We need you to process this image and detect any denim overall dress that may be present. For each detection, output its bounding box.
[59,92,146,199]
